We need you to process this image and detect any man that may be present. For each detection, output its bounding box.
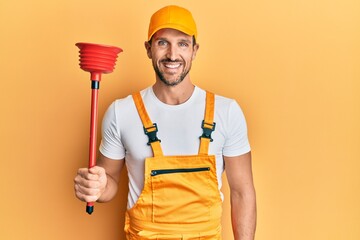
[74,5,256,240]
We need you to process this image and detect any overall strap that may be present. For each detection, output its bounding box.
[199,91,216,155]
[132,92,163,157]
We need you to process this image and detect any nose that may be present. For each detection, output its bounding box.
[166,44,178,61]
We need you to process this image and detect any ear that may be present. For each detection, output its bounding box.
[192,43,200,60]
[144,41,152,59]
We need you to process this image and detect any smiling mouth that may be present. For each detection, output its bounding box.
[161,60,183,70]
[164,63,181,69]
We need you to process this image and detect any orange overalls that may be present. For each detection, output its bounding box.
[125,91,222,240]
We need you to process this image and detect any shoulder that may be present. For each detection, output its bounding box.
[196,86,237,107]
[215,94,236,106]
[103,87,152,125]
[111,87,152,110]
[213,92,243,117]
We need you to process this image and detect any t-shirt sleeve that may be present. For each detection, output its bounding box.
[222,100,251,157]
[99,101,125,160]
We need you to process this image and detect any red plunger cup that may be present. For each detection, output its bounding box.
[76,42,123,214]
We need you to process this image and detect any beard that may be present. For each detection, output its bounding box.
[153,59,191,87]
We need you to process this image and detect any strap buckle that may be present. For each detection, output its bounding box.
[143,123,161,145]
[200,120,216,142]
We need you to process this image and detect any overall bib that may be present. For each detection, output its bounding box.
[125,91,222,240]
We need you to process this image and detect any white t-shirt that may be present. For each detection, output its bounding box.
[99,86,251,209]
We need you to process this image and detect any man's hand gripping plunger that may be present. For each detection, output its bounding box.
[74,166,107,203]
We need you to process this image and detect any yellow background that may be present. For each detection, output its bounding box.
[0,0,359,239]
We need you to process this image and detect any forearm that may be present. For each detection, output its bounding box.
[97,173,119,203]
[231,190,257,240]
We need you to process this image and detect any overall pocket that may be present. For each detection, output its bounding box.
[150,167,212,223]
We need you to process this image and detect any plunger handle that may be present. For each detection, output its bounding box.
[86,80,100,214]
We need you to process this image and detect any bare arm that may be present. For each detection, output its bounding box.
[224,151,257,240]
[74,153,125,203]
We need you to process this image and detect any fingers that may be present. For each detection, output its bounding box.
[88,166,106,176]
[74,167,107,203]
[74,183,102,203]
[77,167,102,181]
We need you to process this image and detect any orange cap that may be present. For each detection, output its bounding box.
[148,5,197,41]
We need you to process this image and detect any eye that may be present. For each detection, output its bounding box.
[179,42,189,47]
[157,40,168,46]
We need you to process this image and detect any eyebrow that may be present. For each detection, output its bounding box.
[179,38,192,44]
[155,37,192,44]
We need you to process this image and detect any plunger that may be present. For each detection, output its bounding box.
[76,42,123,214]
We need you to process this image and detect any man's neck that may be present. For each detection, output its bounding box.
[152,79,195,105]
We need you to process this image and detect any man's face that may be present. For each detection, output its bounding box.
[145,28,199,86]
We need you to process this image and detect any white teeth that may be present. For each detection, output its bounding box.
[164,63,180,69]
